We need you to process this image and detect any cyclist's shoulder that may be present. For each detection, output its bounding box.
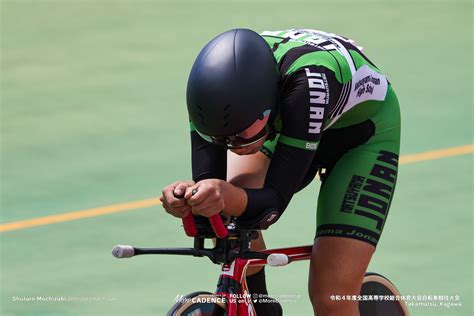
[261,30,338,76]
[261,28,381,84]
[277,64,340,112]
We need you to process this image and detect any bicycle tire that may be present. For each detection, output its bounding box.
[167,291,227,316]
[359,272,410,316]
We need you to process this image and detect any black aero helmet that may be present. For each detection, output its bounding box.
[186,29,279,143]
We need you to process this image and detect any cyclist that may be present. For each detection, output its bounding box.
[160,28,401,316]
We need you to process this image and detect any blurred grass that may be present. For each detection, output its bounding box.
[1,0,472,315]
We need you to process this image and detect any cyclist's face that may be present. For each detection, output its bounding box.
[229,133,268,156]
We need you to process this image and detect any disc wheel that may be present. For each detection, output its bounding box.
[167,291,227,316]
[359,272,410,316]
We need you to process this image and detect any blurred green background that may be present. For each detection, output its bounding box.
[1,0,472,315]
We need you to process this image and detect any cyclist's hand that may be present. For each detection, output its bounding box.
[184,179,225,217]
[159,180,195,218]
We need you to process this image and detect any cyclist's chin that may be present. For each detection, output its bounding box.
[230,145,260,156]
[230,136,267,156]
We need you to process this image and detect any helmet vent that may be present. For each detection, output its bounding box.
[222,104,231,127]
[196,105,206,126]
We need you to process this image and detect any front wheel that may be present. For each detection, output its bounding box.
[359,272,410,316]
[167,291,227,316]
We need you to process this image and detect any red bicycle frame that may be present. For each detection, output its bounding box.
[215,245,312,315]
[113,213,409,315]
[182,213,310,315]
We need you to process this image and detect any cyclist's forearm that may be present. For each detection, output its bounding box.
[191,131,227,181]
[240,143,316,221]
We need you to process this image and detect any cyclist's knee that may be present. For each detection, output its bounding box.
[308,237,374,315]
[309,275,361,315]
[311,294,359,315]
[310,275,361,315]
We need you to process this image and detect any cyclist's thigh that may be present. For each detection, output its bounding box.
[227,150,270,188]
[316,86,401,247]
[227,150,270,273]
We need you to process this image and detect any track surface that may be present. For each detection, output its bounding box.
[1,1,472,315]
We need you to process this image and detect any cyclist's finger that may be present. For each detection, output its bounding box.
[187,194,207,206]
[191,198,224,215]
[163,202,191,218]
[164,207,183,218]
[171,208,191,218]
[161,202,172,214]
[189,198,207,211]
[161,199,173,212]
[191,204,220,217]
[174,181,195,197]
[162,197,183,213]
[169,198,188,208]
[184,184,200,200]
[173,204,192,214]
[164,187,190,206]
[162,182,180,202]
[178,209,191,218]
[189,187,222,207]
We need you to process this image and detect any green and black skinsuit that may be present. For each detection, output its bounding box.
[190,29,401,248]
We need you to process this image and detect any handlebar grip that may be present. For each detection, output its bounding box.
[182,214,198,237]
[174,192,198,237]
[209,214,228,238]
[174,188,227,238]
